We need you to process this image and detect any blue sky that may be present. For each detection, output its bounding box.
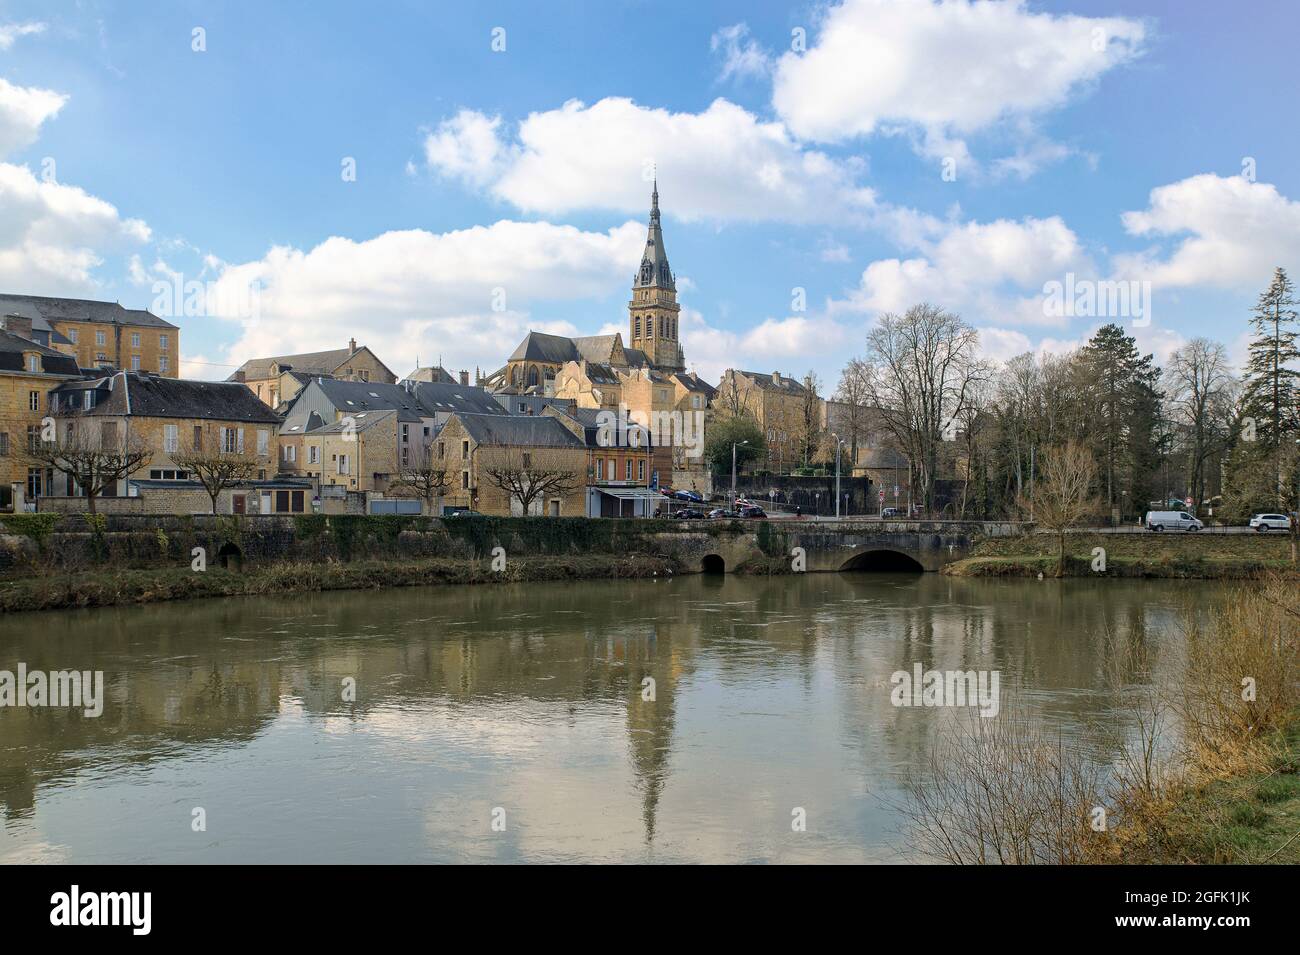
[1,0,1297,385]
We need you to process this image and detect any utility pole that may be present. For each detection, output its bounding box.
[731,439,747,505]
[833,434,843,518]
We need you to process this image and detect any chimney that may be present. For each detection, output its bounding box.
[0,315,33,341]
[772,371,781,386]
[459,369,469,386]
[348,338,357,354]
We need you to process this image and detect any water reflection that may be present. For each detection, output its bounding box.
[0,574,1225,863]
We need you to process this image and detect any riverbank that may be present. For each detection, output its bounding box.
[944,532,1298,579]
[0,553,676,614]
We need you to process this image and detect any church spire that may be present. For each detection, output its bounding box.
[636,180,673,290]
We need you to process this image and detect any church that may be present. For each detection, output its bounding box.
[485,182,686,395]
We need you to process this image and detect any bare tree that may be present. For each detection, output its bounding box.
[833,358,873,467]
[1163,338,1235,512]
[480,447,582,515]
[389,440,451,513]
[795,371,824,468]
[1021,439,1100,574]
[173,423,259,514]
[715,371,757,420]
[860,304,988,513]
[29,420,152,514]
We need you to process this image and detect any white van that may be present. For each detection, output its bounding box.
[1145,510,1203,531]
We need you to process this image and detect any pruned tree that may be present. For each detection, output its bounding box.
[389,440,451,513]
[173,423,260,514]
[29,420,152,514]
[1021,439,1100,575]
[480,447,582,515]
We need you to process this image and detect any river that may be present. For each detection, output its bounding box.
[0,573,1230,863]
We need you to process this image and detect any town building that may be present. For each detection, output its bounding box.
[0,293,179,377]
[541,405,658,517]
[434,412,588,516]
[229,340,397,408]
[0,325,81,510]
[715,369,825,474]
[42,372,281,511]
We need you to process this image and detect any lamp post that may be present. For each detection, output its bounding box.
[833,433,845,519]
[731,439,748,506]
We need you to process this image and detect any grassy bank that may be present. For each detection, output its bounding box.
[901,577,1300,864]
[1115,722,1300,864]
[945,531,1298,579]
[0,553,675,614]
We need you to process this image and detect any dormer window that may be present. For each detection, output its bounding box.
[26,354,39,373]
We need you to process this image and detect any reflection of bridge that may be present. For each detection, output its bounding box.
[677,521,1023,574]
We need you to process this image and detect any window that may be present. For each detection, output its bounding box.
[257,429,269,456]
[193,425,203,451]
[638,459,645,482]
[308,445,320,464]
[0,433,8,457]
[164,424,179,453]
[607,460,615,481]
[285,445,297,463]
[83,390,94,410]
[221,427,242,454]
[337,454,350,475]
[69,329,78,344]
[95,330,106,346]
[437,441,445,459]
[692,395,702,409]
[461,470,469,489]
[626,459,633,480]
[131,332,141,347]
[159,334,168,350]
[522,452,531,469]
[461,440,470,460]
[131,355,141,371]
[28,391,39,411]
[159,356,169,373]
[26,468,43,498]
[27,355,39,372]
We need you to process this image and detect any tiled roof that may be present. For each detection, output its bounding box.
[734,369,810,394]
[453,412,585,449]
[0,328,81,376]
[0,293,177,329]
[230,347,356,381]
[315,408,398,433]
[52,372,282,423]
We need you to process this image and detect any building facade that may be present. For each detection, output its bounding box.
[0,294,179,377]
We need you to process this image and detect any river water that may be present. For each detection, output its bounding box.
[0,573,1228,863]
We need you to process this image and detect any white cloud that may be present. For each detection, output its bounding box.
[711,23,771,83]
[0,21,45,51]
[772,0,1144,169]
[422,110,515,188]
[202,219,646,381]
[0,76,66,156]
[423,97,876,224]
[834,214,1089,325]
[0,162,149,292]
[1116,173,1300,290]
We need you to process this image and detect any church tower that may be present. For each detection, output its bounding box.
[628,181,684,372]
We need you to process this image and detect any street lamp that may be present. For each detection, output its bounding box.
[832,433,845,519]
[731,439,748,506]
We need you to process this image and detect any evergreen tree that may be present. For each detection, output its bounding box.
[1239,267,1300,446]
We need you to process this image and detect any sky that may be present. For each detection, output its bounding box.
[1,0,1297,387]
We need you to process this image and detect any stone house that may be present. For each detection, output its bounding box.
[229,340,396,408]
[0,325,81,510]
[0,293,180,377]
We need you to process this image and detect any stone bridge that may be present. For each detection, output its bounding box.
[661,520,1024,574]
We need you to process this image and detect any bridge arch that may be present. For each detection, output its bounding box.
[701,553,726,575]
[838,549,925,573]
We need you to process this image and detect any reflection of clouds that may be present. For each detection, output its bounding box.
[0,838,69,864]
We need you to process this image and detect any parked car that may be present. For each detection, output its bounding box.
[708,508,740,519]
[880,507,901,519]
[1144,510,1202,531]
[443,506,484,517]
[671,509,706,520]
[1249,513,1293,532]
[739,505,768,519]
[672,489,704,502]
